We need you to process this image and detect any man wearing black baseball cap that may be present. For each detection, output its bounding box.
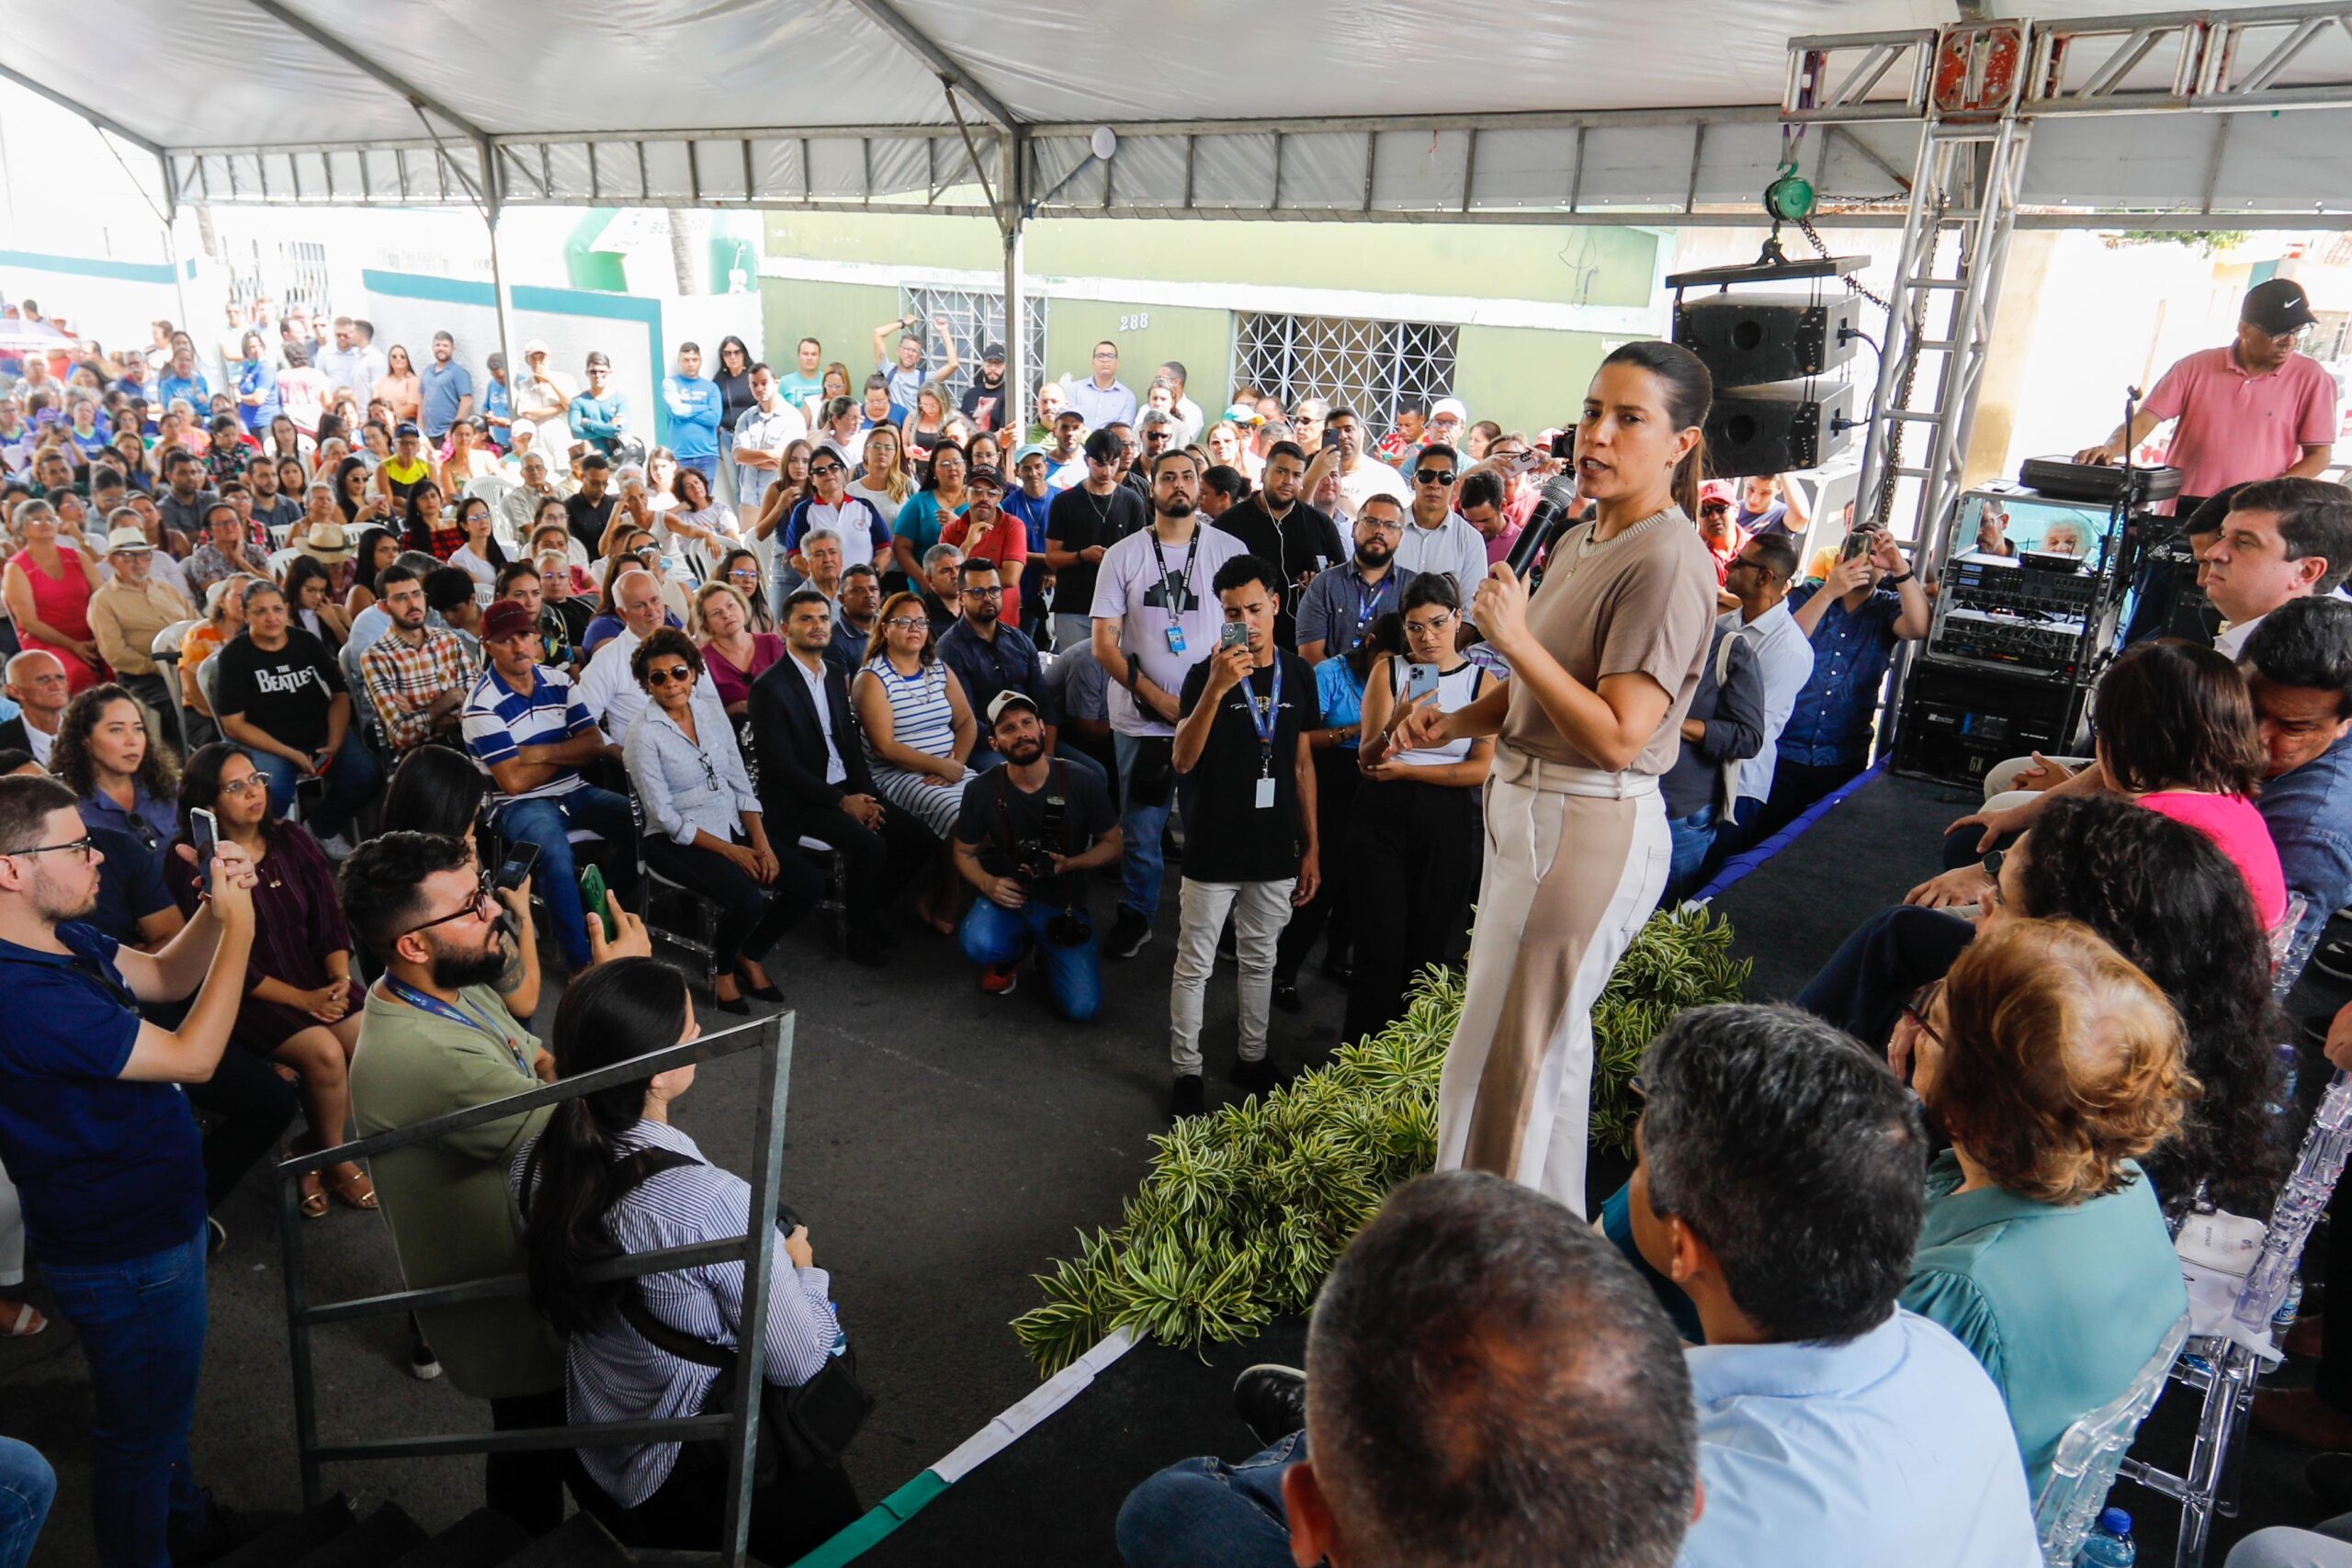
[960,341,1009,433]
[2075,276,2337,511]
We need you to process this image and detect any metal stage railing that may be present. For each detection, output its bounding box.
[274,1009,795,1568]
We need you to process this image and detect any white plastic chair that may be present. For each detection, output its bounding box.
[2036,1312,2193,1565]
[150,619,198,752]
[2121,1068,2352,1566]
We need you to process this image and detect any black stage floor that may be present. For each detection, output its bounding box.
[5,768,2344,1566]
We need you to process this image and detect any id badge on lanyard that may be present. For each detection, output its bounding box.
[1250,659,1283,809]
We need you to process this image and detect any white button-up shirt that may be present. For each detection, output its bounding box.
[1725,600,1816,808]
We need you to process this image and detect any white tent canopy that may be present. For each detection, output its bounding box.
[9,0,2352,226]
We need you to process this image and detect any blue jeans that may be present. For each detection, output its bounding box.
[0,1439,54,1568]
[677,454,718,488]
[959,897,1102,1021]
[1115,1429,1303,1568]
[41,1225,209,1568]
[1112,729,1180,919]
[490,785,639,969]
[243,730,381,841]
[1665,806,1717,903]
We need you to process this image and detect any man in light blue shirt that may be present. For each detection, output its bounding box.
[1630,1004,2040,1568]
[660,343,723,490]
[1066,339,1138,429]
[420,331,474,441]
[1717,532,1815,830]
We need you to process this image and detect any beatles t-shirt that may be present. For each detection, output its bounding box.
[212,626,345,751]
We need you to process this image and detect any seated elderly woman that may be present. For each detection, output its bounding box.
[512,959,861,1562]
[622,627,819,1011]
[1924,638,2288,934]
[1800,795,2286,1219]
[1607,916,2193,1498]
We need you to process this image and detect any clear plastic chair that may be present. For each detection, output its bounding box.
[2037,1312,2191,1565]
[2121,1067,2352,1566]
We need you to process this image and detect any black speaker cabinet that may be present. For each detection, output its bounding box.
[1674,291,1863,385]
[1705,380,1855,476]
[1894,661,2089,789]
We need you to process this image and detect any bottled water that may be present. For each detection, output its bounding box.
[2078,1506,2136,1567]
[2275,1275,2307,1348]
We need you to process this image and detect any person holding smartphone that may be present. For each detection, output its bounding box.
[1347,574,1495,1043]
[1165,555,1321,1116]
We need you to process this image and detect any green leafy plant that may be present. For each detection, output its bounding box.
[1012,907,1748,1375]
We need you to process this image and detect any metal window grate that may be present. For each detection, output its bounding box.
[1231,311,1459,430]
[899,286,1046,410]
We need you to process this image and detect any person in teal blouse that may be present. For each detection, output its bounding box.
[1892,916,2193,1494]
[1601,913,2194,1497]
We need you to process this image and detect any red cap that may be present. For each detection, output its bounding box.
[1698,480,1735,506]
[481,598,537,642]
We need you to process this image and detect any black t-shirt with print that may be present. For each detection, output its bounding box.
[211,626,345,751]
[1177,650,1321,885]
[953,758,1117,904]
[1046,484,1148,615]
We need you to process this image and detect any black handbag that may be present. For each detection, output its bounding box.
[618,1280,874,1483]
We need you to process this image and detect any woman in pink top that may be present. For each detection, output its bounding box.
[1940,640,2287,931]
[3,496,107,694]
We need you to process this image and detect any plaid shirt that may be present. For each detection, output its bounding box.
[359,626,477,751]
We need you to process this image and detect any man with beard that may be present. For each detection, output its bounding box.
[1294,500,1418,667]
[359,563,476,754]
[459,599,640,972]
[951,692,1122,1010]
[940,558,1106,787]
[1213,440,1345,650]
[0,774,271,1566]
[960,341,1010,433]
[344,828,650,1529]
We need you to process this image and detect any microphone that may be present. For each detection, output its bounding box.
[1506,472,1581,586]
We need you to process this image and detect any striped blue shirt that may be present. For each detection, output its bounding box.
[461,662,601,805]
[861,658,956,761]
[511,1118,838,1506]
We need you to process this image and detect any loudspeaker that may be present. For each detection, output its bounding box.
[1705,380,1854,476]
[1894,661,2087,788]
[1674,291,1862,385]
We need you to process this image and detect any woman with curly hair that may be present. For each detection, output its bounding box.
[1894,917,2193,1492]
[53,682,181,883]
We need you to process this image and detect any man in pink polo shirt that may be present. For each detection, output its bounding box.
[2075,278,2337,510]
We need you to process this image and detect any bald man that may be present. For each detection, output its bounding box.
[0,651,72,766]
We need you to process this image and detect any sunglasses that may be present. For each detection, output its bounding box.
[809,464,843,479]
[645,664,695,686]
[1414,469,1456,485]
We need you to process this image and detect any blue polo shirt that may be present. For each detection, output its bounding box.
[1001,486,1053,554]
[0,921,202,1266]
[422,358,475,438]
[2256,729,2352,967]
[1780,583,1905,769]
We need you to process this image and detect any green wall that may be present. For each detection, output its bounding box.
[758,212,1661,433]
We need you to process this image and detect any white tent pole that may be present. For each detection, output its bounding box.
[242,0,490,142]
[480,137,519,441]
[839,0,1017,130]
[1001,130,1026,440]
[157,154,193,337]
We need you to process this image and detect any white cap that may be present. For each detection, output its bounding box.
[1430,397,1469,423]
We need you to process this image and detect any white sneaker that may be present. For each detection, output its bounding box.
[318,831,357,861]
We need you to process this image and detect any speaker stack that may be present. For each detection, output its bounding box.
[1670,285,1864,477]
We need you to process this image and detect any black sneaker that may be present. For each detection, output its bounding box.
[1105,906,1153,960]
[1234,1364,1307,1448]
[1231,1055,1290,1094]
[1170,1074,1204,1118]
[1272,980,1302,1014]
[1319,954,1353,985]
[2318,935,2352,983]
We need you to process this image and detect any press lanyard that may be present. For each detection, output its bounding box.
[1247,658,1284,777]
[385,976,531,1077]
[1351,570,1393,639]
[1148,528,1199,615]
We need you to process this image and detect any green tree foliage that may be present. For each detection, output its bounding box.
[1012,906,1748,1375]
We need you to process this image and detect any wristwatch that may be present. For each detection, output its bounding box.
[1886,569,1916,586]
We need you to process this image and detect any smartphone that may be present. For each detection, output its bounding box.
[1407,660,1442,703]
[495,840,540,891]
[189,807,219,892]
[578,863,618,942]
[1320,429,1341,453]
[1219,621,1250,650]
[1840,528,1879,563]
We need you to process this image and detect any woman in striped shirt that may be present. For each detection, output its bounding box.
[514,959,859,1562]
[852,590,977,932]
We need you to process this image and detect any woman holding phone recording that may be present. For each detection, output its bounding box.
[1345,573,1495,1044]
[1386,340,1720,1213]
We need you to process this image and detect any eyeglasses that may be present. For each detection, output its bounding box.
[1900,979,1946,1053]
[645,664,695,686]
[963,584,1003,597]
[1404,613,1456,638]
[2,833,96,862]
[728,567,761,581]
[881,616,926,630]
[219,773,266,797]
[401,868,497,938]
[1357,517,1403,534]
[1414,469,1456,485]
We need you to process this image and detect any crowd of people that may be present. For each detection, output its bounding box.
[2,278,2351,1567]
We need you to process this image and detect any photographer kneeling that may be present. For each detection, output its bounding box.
[952,692,1122,1015]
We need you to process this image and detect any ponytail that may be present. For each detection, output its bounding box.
[1598,340,1713,520]
[517,959,693,1334]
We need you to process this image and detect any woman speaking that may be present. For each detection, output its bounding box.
[1387,340,1721,1213]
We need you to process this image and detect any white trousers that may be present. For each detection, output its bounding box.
[0,1159,21,1288]
[1170,877,1295,1076]
[1435,773,1669,1216]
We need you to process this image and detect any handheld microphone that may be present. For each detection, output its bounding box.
[1506,472,1582,587]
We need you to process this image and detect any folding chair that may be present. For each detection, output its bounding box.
[2120,1068,2352,1566]
[150,619,198,754]
[2036,1313,2193,1565]
[625,785,720,987]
